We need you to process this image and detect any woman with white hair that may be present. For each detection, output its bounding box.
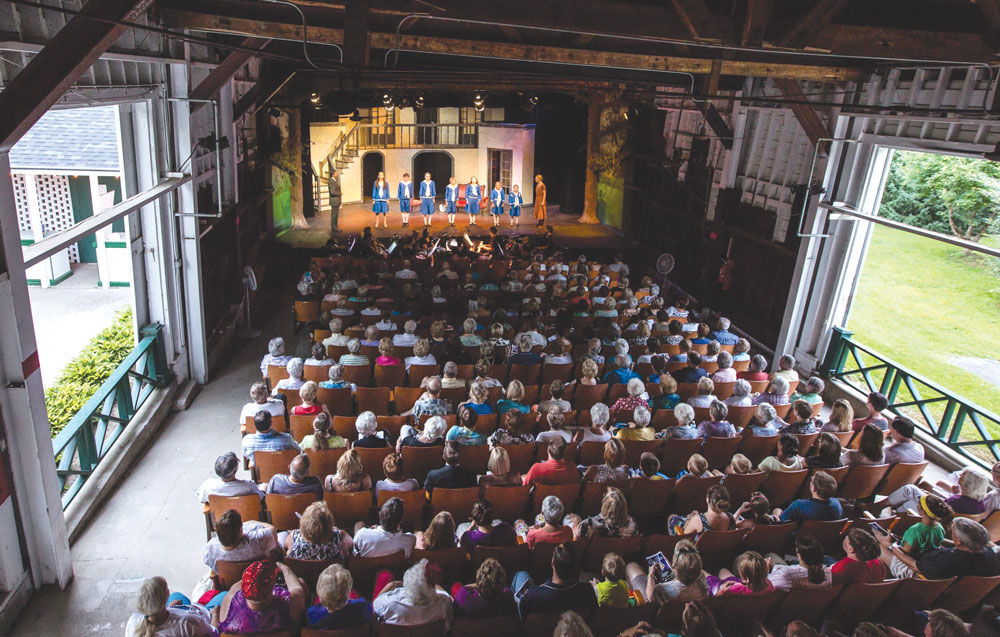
[272,358,305,395]
[361,325,381,347]
[392,320,420,347]
[664,403,699,439]
[610,377,650,412]
[338,339,370,367]
[614,406,655,441]
[886,468,990,516]
[306,563,373,629]
[791,376,826,405]
[686,377,717,409]
[353,411,388,448]
[723,379,753,407]
[318,363,356,393]
[260,337,292,377]
[459,317,483,346]
[126,576,216,637]
[372,559,453,629]
[751,375,790,406]
[744,403,784,436]
[521,495,573,548]
[322,318,349,348]
[397,414,448,453]
[696,400,736,438]
[574,403,613,444]
[712,351,737,383]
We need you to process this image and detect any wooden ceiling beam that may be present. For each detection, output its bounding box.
[669,0,713,40]
[741,0,773,47]
[772,77,832,154]
[810,24,996,63]
[777,0,850,48]
[160,9,857,82]
[189,37,270,109]
[973,0,1000,47]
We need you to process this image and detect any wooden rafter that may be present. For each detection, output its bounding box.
[777,0,850,48]
[772,78,832,154]
[976,0,1000,46]
[741,0,773,47]
[669,0,713,40]
[190,37,270,109]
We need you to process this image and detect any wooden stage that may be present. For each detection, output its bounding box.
[275,201,631,251]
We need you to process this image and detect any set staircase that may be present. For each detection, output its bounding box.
[314,124,361,216]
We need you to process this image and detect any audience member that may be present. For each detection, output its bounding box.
[852,392,890,431]
[266,453,323,497]
[203,510,278,573]
[240,382,284,424]
[354,411,389,448]
[883,416,925,464]
[523,438,580,486]
[424,441,477,494]
[841,424,886,467]
[241,411,301,466]
[372,559,453,630]
[324,449,372,493]
[353,497,416,558]
[776,471,843,522]
[375,454,419,496]
[453,558,516,619]
[460,499,517,550]
[306,564,373,629]
[831,528,887,585]
[216,561,306,635]
[126,576,215,637]
[513,543,597,621]
[284,501,353,561]
[196,452,263,503]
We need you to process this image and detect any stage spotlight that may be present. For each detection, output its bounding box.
[474,92,483,101]
[414,93,425,108]
[528,94,539,106]
[309,92,321,105]
[382,92,394,110]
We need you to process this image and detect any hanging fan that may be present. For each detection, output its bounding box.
[239,265,262,338]
[655,253,675,291]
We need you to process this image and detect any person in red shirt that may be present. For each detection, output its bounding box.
[851,392,890,432]
[831,528,887,585]
[525,495,574,548]
[737,355,770,382]
[523,438,580,486]
[290,381,331,417]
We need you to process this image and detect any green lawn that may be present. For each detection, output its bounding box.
[847,225,1000,419]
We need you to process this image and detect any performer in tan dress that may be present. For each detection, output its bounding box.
[534,174,547,227]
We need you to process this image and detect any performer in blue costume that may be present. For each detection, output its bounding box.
[465,176,481,226]
[490,181,505,226]
[397,173,413,227]
[508,184,523,227]
[419,172,436,227]
[445,177,459,226]
[372,172,389,228]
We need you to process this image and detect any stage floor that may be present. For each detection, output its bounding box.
[275,201,630,250]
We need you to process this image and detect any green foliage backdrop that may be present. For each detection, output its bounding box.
[879,150,1000,241]
[46,307,135,438]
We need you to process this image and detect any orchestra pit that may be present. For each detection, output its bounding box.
[1,1,1000,636]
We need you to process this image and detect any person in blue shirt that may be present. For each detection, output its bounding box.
[419,172,436,227]
[397,173,413,227]
[777,471,844,522]
[671,351,708,384]
[372,173,389,229]
[445,176,459,226]
[508,184,523,227]
[307,563,374,630]
[466,176,481,226]
[490,181,505,226]
[710,317,740,346]
[603,354,642,386]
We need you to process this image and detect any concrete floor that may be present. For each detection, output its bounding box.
[11,279,307,636]
[28,263,132,387]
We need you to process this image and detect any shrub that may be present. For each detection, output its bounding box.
[46,307,135,438]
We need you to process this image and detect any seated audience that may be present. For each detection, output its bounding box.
[738,354,770,382]
[831,528,887,585]
[523,438,580,486]
[415,511,457,551]
[583,438,631,482]
[424,441,477,494]
[669,485,735,535]
[372,559,453,630]
[776,471,843,522]
[523,495,574,548]
[299,413,347,451]
[695,400,737,439]
[397,414,448,453]
[724,379,753,407]
[735,492,779,530]
[664,403,699,439]
[887,468,990,516]
[260,337,292,377]
[671,351,708,384]
[460,499,518,550]
[512,543,598,621]
[611,378,649,412]
[375,338,401,367]
[446,405,488,446]
[290,381,330,417]
[790,376,825,404]
[241,411,301,466]
[751,376,790,406]
[217,561,307,635]
[744,403,783,437]
[840,424,886,467]
[496,379,531,416]
[353,497,416,558]
[324,449,372,493]
[353,411,389,448]
[339,339,370,367]
[203,510,279,573]
[894,517,1000,580]
[480,446,522,486]
[460,317,483,347]
[375,454,420,496]
[266,453,323,497]
[460,380,495,415]
[536,407,573,444]
[767,534,832,590]
[508,335,541,365]
[758,433,805,473]
[240,382,284,424]
[604,354,642,386]
[822,399,854,433]
[877,493,952,579]
[883,416,925,464]
[805,432,843,469]
[307,564,374,629]
[710,317,739,346]
[284,501,353,561]
[538,380,572,414]
[771,354,799,385]
[615,405,656,441]
[709,551,774,596]
[712,351,737,383]
[453,558,516,619]
[627,539,708,605]
[852,391,890,432]
[488,409,535,446]
[782,400,820,434]
[272,357,305,394]
[404,338,437,371]
[319,363,355,392]
[577,403,613,443]
[577,358,600,386]
[687,377,717,409]
[196,451,263,503]
[322,319,349,348]
[572,487,638,541]
[305,342,334,367]
[591,553,629,608]
[127,576,215,637]
[392,320,419,346]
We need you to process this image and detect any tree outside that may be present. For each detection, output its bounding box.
[879,150,1000,242]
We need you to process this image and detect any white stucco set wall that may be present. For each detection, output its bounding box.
[309,108,535,205]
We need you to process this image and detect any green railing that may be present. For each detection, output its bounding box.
[823,326,1000,468]
[52,323,170,508]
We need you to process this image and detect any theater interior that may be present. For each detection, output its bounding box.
[1,0,1000,635]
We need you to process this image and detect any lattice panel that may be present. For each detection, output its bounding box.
[34,175,78,262]
[12,174,30,234]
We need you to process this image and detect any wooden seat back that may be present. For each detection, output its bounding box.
[266,492,318,530]
[323,490,374,529]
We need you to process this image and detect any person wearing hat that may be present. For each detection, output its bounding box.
[217,560,307,634]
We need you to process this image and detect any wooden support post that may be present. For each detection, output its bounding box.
[777,0,850,48]
[741,0,773,46]
[343,0,371,69]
